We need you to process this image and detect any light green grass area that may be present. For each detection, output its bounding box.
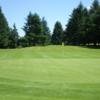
[0,46,100,100]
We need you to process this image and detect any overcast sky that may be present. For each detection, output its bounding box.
[0,0,97,36]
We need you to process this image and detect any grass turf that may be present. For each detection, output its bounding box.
[0,46,100,100]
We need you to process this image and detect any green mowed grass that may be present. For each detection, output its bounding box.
[0,46,100,100]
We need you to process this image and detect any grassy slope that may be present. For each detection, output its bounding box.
[0,46,100,100]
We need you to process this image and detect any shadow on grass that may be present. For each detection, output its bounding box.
[80,45,100,49]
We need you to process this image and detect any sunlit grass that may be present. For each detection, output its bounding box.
[0,46,100,100]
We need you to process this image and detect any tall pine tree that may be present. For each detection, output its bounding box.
[9,24,19,48]
[64,3,88,45]
[23,12,45,46]
[52,21,63,45]
[0,7,10,48]
[88,0,100,45]
[41,17,51,45]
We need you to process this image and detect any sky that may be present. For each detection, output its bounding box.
[0,0,97,36]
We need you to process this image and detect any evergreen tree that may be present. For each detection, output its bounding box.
[23,12,42,35]
[64,4,76,44]
[52,21,63,45]
[41,17,51,45]
[0,7,10,48]
[64,0,100,46]
[78,8,89,45]
[9,24,19,48]
[94,7,100,44]
[18,36,28,47]
[64,8,79,45]
[90,0,100,13]
[64,3,88,45]
[23,12,42,46]
[88,0,100,45]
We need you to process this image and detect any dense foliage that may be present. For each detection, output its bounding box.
[64,0,100,46]
[0,7,10,48]
[23,13,51,46]
[51,21,63,45]
[9,24,19,48]
[0,7,19,48]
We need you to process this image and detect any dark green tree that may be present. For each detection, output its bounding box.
[64,3,88,45]
[18,36,28,47]
[23,12,42,46]
[94,7,100,45]
[52,21,63,45]
[78,8,89,45]
[41,17,51,45]
[90,0,100,13]
[9,24,19,48]
[0,7,10,48]
[88,0,100,45]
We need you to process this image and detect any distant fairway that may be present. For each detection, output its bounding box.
[0,46,100,100]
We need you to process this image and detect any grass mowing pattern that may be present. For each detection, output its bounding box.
[0,46,100,100]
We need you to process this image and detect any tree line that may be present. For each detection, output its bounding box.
[0,0,100,48]
[64,0,100,46]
